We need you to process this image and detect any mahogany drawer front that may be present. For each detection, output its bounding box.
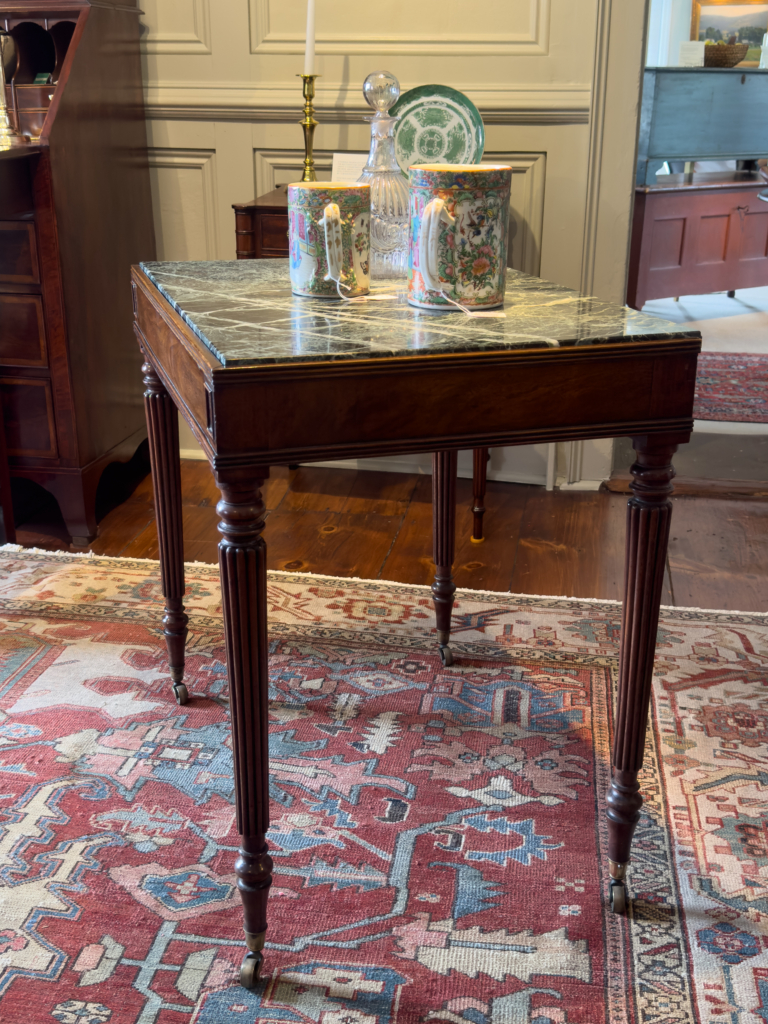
[0,221,40,284]
[0,294,47,367]
[0,160,33,220]
[10,85,53,110]
[0,376,57,458]
[257,213,289,256]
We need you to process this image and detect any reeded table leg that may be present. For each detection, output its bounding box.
[471,447,489,544]
[143,357,189,704]
[216,469,273,988]
[432,450,457,667]
[606,436,677,913]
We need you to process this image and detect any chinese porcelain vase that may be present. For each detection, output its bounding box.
[288,182,371,298]
[407,164,513,310]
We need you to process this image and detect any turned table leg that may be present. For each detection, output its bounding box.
[471,447,489,544]
[432,450,457,667]
[216,469,273,988]
[143,357,189,704]
[606,436,677,913]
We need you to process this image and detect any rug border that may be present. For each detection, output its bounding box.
[2,545,765,622]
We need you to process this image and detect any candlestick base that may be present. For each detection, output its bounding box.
[298,74,320,183]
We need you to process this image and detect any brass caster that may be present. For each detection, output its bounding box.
[609,879,627,914]
[470,535,485,545]
[240,949,263,989]
[439,645,454,667]
[173,683,188,705]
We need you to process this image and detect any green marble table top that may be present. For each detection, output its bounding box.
[140,259,698,368]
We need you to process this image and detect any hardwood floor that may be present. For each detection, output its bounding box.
[13,459,768,613]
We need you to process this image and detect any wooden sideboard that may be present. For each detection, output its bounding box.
[233,185,289,259]
[627,174,768,310]
[0,0,155,544]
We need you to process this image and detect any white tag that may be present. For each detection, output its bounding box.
[678,41,705,67]
[331,152,368,182]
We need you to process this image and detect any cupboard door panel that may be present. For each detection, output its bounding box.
[0,294,47,366]
[0,377,57,458]
[649,217,685,270]
[0,221,39,284]
[740,210,768,261]
[696,214,729,264]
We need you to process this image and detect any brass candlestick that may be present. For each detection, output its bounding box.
[298,74,319,182]
[0,31,28,151]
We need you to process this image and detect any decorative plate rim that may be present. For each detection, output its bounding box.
[390,83,485,175]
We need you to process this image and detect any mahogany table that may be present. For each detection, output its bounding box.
[131,259,701,988]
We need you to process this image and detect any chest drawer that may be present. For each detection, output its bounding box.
[257,213,289,256]
[0,294,47,367]
[0,221,40,284]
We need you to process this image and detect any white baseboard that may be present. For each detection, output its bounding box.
[178,447,608,490]
[694,419,768,436]
[557,478,604,491]
[304,456,547,487]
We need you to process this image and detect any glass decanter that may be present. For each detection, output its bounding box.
[357,70,409,280]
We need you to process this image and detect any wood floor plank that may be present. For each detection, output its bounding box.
[88,499,157,557]
[667,497,768,612]
[128,473,155,506]
[371,475,436,586]
[264,509,403,578]
[278,467,359,512]
[452,482,529,593]
[509,489,628,601]
[381,475,528,592]
[342,468,420,516]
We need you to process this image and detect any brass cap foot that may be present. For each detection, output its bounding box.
[609,859,629,881]
[245,929,266,953]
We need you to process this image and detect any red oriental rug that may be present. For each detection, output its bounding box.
[0,549,767,1024]
[693,352,768,422]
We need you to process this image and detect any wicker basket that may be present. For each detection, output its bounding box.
[704,43,749,68]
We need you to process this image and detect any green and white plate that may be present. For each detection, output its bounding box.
[390,84,485,175]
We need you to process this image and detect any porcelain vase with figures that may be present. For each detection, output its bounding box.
[288,182,371,298]
[407,164,513,310]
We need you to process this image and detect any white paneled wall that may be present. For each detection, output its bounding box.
[139,0,649,485]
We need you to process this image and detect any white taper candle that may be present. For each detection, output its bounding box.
[303,0,316,76]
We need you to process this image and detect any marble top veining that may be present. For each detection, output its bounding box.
[139,260,699,368]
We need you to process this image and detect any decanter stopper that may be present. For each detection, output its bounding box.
[358,71,409,280]
[363,70,400,118]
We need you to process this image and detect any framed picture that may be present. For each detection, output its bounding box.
[692,1,768,61]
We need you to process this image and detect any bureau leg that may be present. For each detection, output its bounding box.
[216,469,273,988]
[142,357,189,704]
[606,436,677,913]
[432,450,457,667]
[471,447,489,543]
[47,475,98,547]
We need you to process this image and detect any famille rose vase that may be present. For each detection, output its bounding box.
[407,164,513,310]
[287,182,371,298]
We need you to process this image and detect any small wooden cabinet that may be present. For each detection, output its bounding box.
[627,176,768,310]
[0,0,155,543]
[233,185,289,259]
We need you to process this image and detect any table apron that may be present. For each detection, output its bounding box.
[133,276,699,470]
